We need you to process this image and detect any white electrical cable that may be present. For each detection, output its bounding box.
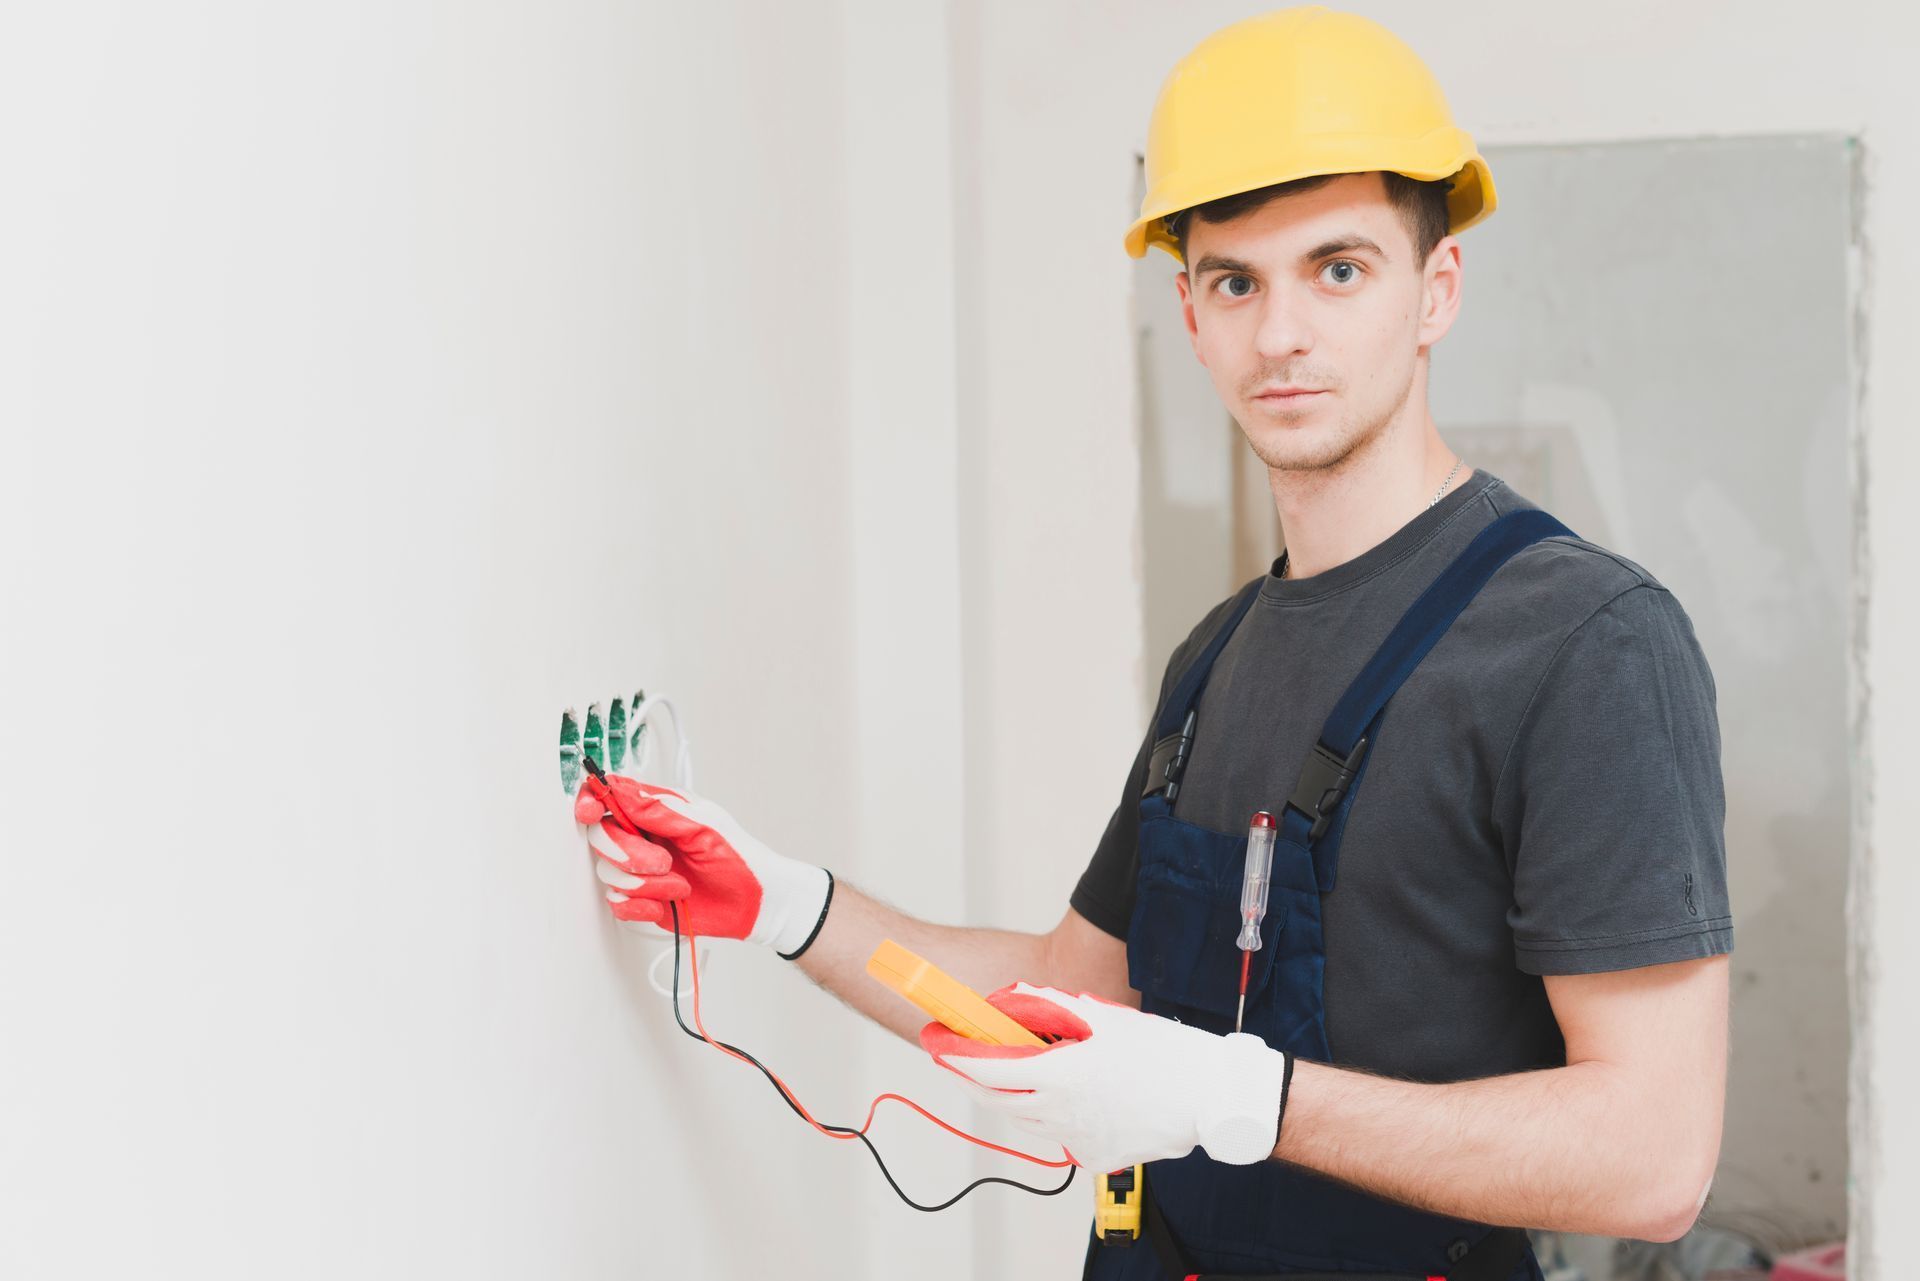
[647,929,699,1002]
[620,693,706,1000]
[628,693,694,794]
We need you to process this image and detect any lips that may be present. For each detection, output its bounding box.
[1254,388,1325,400]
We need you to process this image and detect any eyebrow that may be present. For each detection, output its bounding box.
[1302,234,1389,265]
[1190,235,1390,278]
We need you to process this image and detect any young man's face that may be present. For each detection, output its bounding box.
[1173,171,1462,476]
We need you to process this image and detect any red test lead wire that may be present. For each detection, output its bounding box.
[677,915,1072,1171]
[581,764,1074,1208]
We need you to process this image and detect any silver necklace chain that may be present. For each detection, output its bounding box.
[1279,460,1466,580]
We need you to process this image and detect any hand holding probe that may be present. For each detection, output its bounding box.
[579,752,640,822]
[1235,811,1277,1033]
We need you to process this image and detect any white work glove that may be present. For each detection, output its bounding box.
[574,773,833,958]
[926,983,1291,1173]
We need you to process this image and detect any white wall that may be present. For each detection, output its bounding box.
[0,3,893,1275]
[950,2,1916,1274]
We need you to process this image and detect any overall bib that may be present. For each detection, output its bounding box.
[1085,510,1573,1281]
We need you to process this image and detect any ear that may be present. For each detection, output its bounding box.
[1417,235,1463,350]
[1174,270,1207,367]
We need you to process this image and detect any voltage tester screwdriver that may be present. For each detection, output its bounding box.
[1236,811,1278,1033]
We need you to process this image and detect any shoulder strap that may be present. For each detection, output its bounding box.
[1141,579,1264,806]
[1281,510,1575,864]
[1156,579,1264,738]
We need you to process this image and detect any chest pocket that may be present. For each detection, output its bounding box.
[1125,806,1286,1028]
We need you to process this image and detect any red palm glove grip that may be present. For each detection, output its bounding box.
[575,773,832,956]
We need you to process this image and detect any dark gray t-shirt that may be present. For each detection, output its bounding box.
[1071,470,1733,1082]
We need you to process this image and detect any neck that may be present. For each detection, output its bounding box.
[1271,414,1465,581]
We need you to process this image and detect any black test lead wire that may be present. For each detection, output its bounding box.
[664,901,1078,1212]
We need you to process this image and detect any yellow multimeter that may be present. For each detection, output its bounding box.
[864,940,1045,1048]
[863,941,1143,1245]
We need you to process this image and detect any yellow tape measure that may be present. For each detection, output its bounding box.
[1095,1163,1144,1244]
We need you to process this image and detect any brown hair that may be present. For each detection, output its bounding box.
[1164,171,1453,270]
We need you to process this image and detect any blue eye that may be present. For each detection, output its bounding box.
[1323,260,1361,285]
[1219,274,1255,298]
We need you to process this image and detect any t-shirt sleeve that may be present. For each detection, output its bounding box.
[1494,584,1734,975]
[1069,727,1152,939]
[1070,589,1247,940]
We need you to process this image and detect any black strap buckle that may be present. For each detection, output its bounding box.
[1286,736,1370,842]
[1143,708,1198,803]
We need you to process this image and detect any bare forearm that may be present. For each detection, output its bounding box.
[1274,1058,1717,1241]
[794,879,1053,1045]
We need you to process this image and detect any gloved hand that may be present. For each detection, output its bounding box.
[921,982,1291,1173]
[573,773,833,958]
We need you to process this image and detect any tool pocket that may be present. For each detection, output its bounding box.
[1258,833,1334,1059]
[1125,814,1285,1026]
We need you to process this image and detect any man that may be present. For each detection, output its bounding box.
[578,8,1731,1279]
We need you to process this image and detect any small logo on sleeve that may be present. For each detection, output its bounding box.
[1684,873,1699,917]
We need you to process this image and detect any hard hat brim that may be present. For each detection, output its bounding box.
[1123,153,1498,264]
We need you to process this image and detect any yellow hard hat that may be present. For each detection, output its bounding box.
[1125,5,1496,262]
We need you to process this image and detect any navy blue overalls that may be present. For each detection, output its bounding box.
[1085,510,1572,1281]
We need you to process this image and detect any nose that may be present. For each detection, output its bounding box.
[1252,289,1313,362]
